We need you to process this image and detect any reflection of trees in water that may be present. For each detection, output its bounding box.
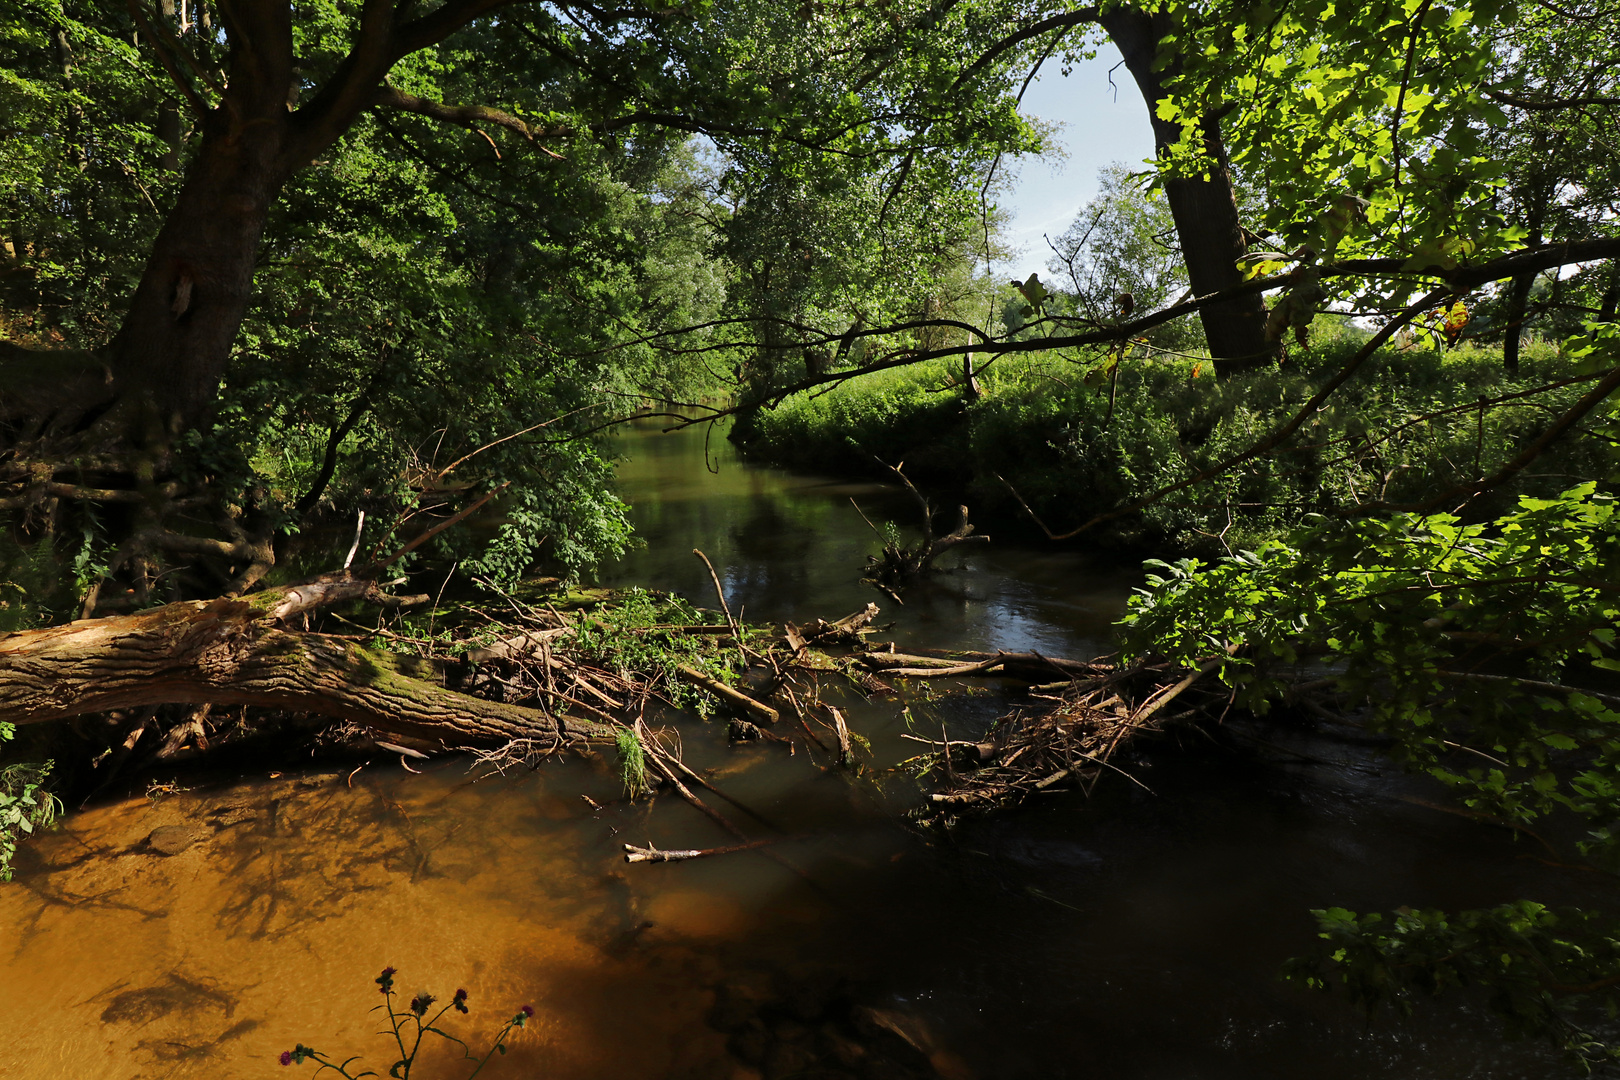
[729,497,816,587]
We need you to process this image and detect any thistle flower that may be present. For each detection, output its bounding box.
[453,988,469,1014]
[279,1051,293,1066]
[376,967,397,995]
[411,992,436,1017]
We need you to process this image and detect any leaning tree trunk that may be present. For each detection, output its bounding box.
[107,118,292,435]
[0,580,614,747]
[9,0,386,441]
[1101,8,1272,375]
[1503,270,1534,373]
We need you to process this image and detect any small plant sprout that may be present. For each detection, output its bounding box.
[279,967,535,1078]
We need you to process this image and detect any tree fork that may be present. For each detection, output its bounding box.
[0,581,615,748]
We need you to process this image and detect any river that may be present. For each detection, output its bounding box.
[0,417,1592,1079]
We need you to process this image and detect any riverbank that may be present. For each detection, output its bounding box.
[731,335,1592,555]
[1,417,1604,1079]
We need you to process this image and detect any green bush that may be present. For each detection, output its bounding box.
[0,723,58,882]
[740,329,1602,554]
[732,360,974,482]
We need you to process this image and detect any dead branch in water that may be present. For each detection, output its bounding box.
[622,837,784,863]
[860,459,990,597]
[906,654,1226,819]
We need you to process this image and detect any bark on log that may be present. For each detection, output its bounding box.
[0,590,614,747]
[675,664,780,724]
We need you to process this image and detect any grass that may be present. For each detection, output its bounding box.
[614,726,650,799]
[737,322,1601,555]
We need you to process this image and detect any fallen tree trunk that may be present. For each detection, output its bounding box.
[0,585,615,747]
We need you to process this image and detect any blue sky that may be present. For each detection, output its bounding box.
[996,42,1158,283]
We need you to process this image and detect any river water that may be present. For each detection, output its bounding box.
[0,418,1595,1079]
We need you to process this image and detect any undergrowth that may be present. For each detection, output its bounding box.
[0,723,59,881]
[737,327,1598,554]
[567,588,742,715]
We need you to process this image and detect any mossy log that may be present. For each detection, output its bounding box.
[0,581,614,746]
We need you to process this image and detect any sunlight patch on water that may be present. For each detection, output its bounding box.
[0,769,753,1080]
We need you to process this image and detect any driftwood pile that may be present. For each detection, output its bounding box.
[0,543,1227,857]
[894,655,1226,820]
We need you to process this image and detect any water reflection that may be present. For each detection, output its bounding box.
[0,418,1595,1078]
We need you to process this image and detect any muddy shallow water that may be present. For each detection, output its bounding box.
[0,418,1602,1078]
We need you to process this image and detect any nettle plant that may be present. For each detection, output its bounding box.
[280,967,534,1078]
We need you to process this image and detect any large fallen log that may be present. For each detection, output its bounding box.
[0,582,614,747]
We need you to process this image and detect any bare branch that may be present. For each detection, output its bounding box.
[372,83,566,155]
[1348,362,1620,515]
[125,0,212,115]
[950,10,1099,92]
[998,287,1451,541]
[1483,85,1620,111]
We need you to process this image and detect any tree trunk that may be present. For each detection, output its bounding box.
[107,112,292,435]
[1503,270,1534,373]
[1101,8,1272,375]
[0,584,615,747]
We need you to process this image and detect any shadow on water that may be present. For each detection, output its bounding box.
[0,415,1602,1078]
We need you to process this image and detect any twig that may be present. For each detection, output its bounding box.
[622,837,784,864]
[675,664,780,724]
[367,482,511,572]
[693,548,750,671]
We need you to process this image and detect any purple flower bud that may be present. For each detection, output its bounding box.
[279,1051,293,1066]
[521,1004,534,1017]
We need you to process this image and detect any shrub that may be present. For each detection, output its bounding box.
[741,332,1603,555]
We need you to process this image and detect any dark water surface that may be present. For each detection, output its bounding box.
[0,419,1593,1079]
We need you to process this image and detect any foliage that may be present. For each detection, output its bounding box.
[1167,0,1554,261]
[280,966,532,1078]
[1045,163,1202,351]
[0,2,173,346]
[2,0,1077,593]
[1117,467,1620,1059]
[742,329,1601,553]
[1285,903,1620,1069]
[1160,0,1619,335]
[567,589,739,715]
[614,726,651,800]
[733,359,973,480]
[0,722,59,882]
